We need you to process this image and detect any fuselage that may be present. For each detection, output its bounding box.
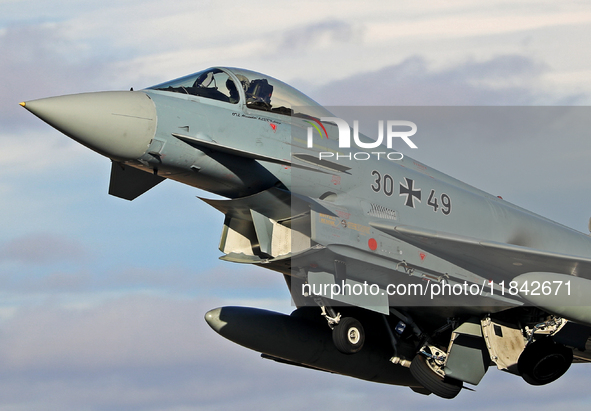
[142,79,591,277]
[23,66,591,298]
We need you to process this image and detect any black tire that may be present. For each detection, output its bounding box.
[332,317,365,354]
[518,338,573,386]
[409,355,462,399]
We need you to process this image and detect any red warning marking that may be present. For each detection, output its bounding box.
[420,252,426,261]
[270,123,277,132]
[368,238,378,251]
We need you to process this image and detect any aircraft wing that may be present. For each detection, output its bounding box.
[172,132,293,167]
[172,133,347,174]
[371,222,591,282]
[199,186,336,222]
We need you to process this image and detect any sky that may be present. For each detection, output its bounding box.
[2,0,591,409]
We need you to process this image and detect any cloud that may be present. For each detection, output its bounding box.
[278,20,364,51]
[95,264,288,299]
[0,296,213,370]
[313,55,587,105]
[0,233,88,264]
[0,23,115,130]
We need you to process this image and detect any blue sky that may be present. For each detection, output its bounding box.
[2,1,591,409]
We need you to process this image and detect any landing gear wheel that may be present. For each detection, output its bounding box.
[332,317,365,354]
[409,355,462,399]
[518,338,573,386]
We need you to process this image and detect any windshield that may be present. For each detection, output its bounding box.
[147,68,239,104]
[147,67,332,119]
[227,67,332,119]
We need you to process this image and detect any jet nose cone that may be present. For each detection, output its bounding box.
[21,91,157,160]
[204,308,227,333]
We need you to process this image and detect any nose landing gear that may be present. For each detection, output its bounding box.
[332,317,365,354]
[317,302,366,354]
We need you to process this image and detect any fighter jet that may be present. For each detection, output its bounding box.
[21,67,591,398]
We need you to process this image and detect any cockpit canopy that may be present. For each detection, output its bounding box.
[147,67,331,120]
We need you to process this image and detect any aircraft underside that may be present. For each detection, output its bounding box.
[202,185,591,399]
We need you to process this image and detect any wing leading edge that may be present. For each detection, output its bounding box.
[370,223,591,282]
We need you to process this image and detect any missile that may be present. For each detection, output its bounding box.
[205,306,423,390]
